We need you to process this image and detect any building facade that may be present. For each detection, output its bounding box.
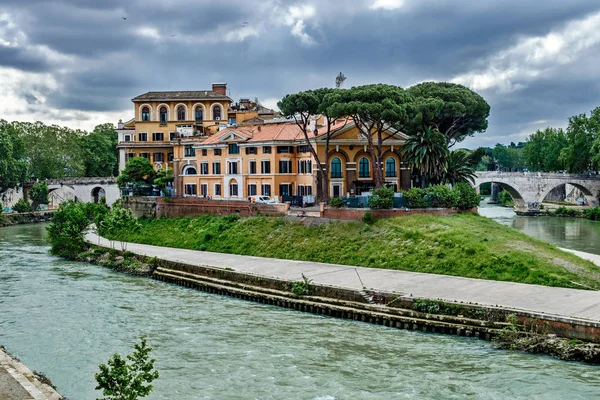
[175,120,411,200]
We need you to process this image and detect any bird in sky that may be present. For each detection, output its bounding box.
[122,17,127,20]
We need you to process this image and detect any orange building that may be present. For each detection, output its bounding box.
[174,120,411,200]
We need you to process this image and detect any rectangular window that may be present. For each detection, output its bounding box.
[277,146,293,154]
[200,162,209,175]
[215,184,222,196]
[230,183,238,197]
[305,186,312,196]
[202,149,207,156]
[214,149,222,156]
[127,152,135,161]
[124,134,131,142]
[212,162,221,175]
[279,160,292,174]
[279,184,292,196]
[299,185,305,196]
[262,146,271,154]
[298,145,310,153]
[249,160,256,174]
[201,184,208,197]
[139,152,150,159]
[261,184,271,196]
[153,152,164,162]
[138,133,148,142]
[168,152,174,162]
[228,144,240,154]
[248,184,257,196]
[298,160,311,174]
[169,132,175,141]
[228,117,236,125]
[152,132,164,141]
[245,147,257,155]
[228,161,239,175]
[261,160,271,174]
[185,184,197,196]
[184,145,196,157]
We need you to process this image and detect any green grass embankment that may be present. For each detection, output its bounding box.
[108,213,600,289]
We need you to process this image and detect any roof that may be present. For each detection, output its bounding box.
[132,91,232,102]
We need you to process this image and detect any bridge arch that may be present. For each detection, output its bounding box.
[539,182,595,205]
[91,186,106,204]
[473,180,526,208]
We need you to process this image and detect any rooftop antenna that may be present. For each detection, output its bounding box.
[335,72,347,88]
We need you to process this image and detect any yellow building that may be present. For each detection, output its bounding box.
[174,120,411,200]
[117,83,233,172]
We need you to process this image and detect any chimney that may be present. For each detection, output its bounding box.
[212,82,227,95]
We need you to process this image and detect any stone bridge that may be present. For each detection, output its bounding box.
[472,172,600,211]
[46,177,120,207]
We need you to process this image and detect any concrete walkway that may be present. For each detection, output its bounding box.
[85,233,600,322]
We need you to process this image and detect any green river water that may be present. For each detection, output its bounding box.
[1,223,600,399]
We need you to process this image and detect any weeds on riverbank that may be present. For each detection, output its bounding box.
[552,206,600,220]
[106,213,600,289]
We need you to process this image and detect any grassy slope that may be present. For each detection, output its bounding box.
[111,213,600,289]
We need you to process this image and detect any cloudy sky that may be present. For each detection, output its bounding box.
[1,0,600,148]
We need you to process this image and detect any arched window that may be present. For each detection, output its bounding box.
[230,179,238,197]
[213,105,221,120]
[177,106,186,121]
[159,107,168,124]
[142,106,150,121]
[195,106,203,122]
[385,157,396,177]
[330,157,342,178]
[183,166,197,175]
[359,157,370,178]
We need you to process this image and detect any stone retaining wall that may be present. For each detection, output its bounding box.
[0,211,55,227]
[155,197,290,218]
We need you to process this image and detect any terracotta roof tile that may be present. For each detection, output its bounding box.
[132,91,231,102]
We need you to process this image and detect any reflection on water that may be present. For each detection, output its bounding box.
[479,201,600,255]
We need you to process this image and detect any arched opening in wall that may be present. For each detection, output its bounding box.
[48,187,77,208]
[475,181,525,208]
[541,183,596,206]
[92,187,106,204]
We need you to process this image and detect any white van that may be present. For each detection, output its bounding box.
[248,195,276,204]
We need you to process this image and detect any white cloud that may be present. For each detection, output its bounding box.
[452,10,600,92]
[282,4,317,46]
[369,0,404,10]
[135,26,161,40]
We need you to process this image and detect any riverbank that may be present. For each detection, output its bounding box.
[105,213,600,289]
[0,345,62,400]
[83,231,600,363]
[0,211,54,227]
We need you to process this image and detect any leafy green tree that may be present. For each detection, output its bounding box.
[46,200,89,258]
[29,182,49,210]
[523,127,567,171]
[278,88,345,201]
[95,338,159,400]
[117,158,156,187]
[559,108,600,173]
[153,168,174,194]
[439,150,476,184]
[83,123,119,177]
[0,120,28,193]
[368,186,394,209]
[403,126,448,188]
[98,204,140,250]
[408,82,491,146]
[492,144,525,171]
[324,84,413,188]
[12,198,33,213]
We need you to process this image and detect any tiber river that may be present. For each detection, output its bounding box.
[1,217,600,399]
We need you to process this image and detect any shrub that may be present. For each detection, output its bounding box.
[425,185,459,208]
[291,274,314,296]
[98,204,140,240]
[13,198,33,213]
[0,201,3,214]
[498,191,514,207]
[584,206,600,221]
[368,187,393,209]
[362,211,373,224]
[330,197,344,208]
[84,202,109,226]
[402,188,427,208]
[29,182,49,210]
[47,200,89,259]
[453,183,481,209]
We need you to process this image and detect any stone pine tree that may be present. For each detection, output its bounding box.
[95,337,159,400]
[323,84,413,188]
[278,88,347,202]
[407,82,490,147]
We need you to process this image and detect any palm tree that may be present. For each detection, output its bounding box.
[403,126,448,188]
[440,150,476,184]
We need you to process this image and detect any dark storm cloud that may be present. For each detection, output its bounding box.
[2,0,600,143]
